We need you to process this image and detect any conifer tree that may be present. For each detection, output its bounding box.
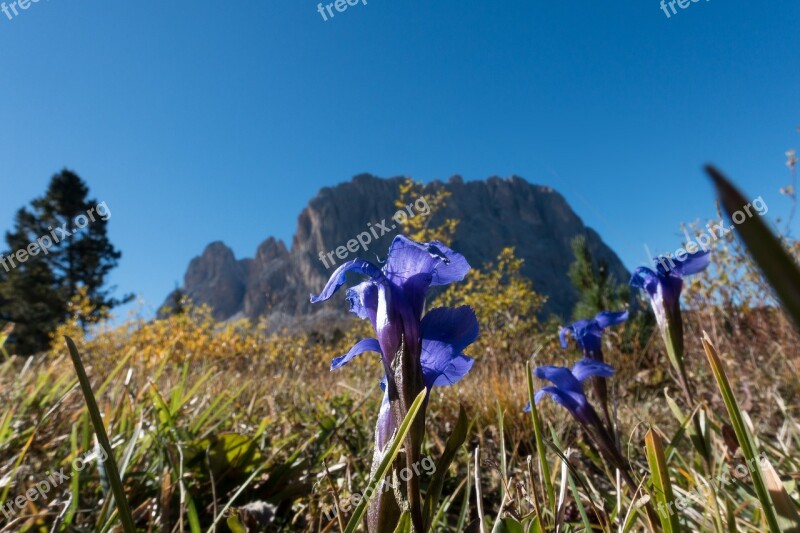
[568,235,629,319]
[0,170,127,354]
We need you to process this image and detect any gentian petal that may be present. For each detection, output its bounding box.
[310,259,382,303]
[533,386,582,411]
[346,281,379,326]
[534,366,583,396]
[383,235,470,288]
[420,306,480,352]
[420,306,479,388]
[331,338,382,370]
[629,266,659,295]
[571,358,615,382]
[424,355,475,388]
[594,310,629,329]
[673,250,711,277]
[566,318,602,357]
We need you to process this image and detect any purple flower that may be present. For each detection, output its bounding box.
[559,310,629,362]
[311,235,477,532]
[559,310,627,430]
[312,236,471,377]
[629,249,710,404]
[524,359,614,428]
[330,305,478,446]
[629,250,710,335]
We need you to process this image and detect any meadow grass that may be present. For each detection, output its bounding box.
[0,296,797,531]
[2,172,800,531]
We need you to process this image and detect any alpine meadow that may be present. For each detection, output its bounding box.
[1,2,799,532]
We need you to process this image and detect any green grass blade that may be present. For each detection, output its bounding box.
[707,165,800,330]
[526,361,555,516]
[455,459,472,531]
[64,336,136,533]
[497,402,507,501]
[701,333,785,532]
[423,403,469,529]
[343,389,427,533]
[393,511,412,533]
[567,470,594,533]
[644,429,682,533]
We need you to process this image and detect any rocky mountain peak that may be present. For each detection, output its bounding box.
[164,174,628,327]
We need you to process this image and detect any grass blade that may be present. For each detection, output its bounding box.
[64,336,136,533]
[423,403,469,529]
[707,165,800,330]
[644,429,682,533]
[701,332,786,532]
[343,389,427,533]
[526,361,555,516]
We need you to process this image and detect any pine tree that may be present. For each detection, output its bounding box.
[568,235,629,319]
[0,170,127,354]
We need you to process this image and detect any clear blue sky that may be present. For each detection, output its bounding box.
[1,0,798,318]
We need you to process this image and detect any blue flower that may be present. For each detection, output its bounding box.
[559,310,627,429]
[331,306,477,387]
[312,236,476,393]
[312,235,477,532]
[524,358,614,428]
[312,235,471,376]
[629,250,710,334]
[560,310,629,361]
[629,249,710,402]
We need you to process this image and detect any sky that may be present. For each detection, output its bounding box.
[0,0,798,318]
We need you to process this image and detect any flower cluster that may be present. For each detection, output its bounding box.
[312,235,713,532]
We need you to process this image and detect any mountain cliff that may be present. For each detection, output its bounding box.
[162,174,628,325]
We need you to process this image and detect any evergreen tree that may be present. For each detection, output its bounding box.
[568,235,629,319]
[0,170,127,354]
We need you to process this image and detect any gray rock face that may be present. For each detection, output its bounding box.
[163,175,628,324]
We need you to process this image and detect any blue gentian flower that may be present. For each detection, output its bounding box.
[629,249,710,401]
[312,236,472,381]
[560,310,629,362]
[560,310,628,430]
[311,235,477,532]
[524,358,614,428]
[330,305,479,448]
[525,359,639,486]
[629,250,710,336]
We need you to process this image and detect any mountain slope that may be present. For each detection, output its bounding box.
[162,174,628,324]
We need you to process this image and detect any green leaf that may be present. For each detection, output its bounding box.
[226,509,247,533]
[644,429,682,533]
[423,404,469,530]
[393,511,412,533]
[492,517,525,533]
[707,165,800,330]
[526,361,555,517]
[343,389,428,533]
[701,333,787,532]
[186,433,263,477]
[64,336,136,533]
